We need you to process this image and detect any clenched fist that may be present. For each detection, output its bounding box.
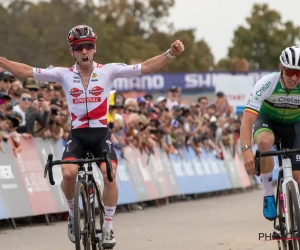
[169,40,185,56]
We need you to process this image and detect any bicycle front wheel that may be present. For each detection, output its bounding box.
[74,180,90,250]
[92,182,104,250]
[286,181,300,250]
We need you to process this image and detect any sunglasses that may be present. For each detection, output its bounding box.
[3,78,15,83]
[72,43,95,52]
[127,109,136,113]
[284,67,300,78]
[21,97,32,102]
[0,99,8,105]
[28,88,39,92]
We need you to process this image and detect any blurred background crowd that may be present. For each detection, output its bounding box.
[0,66,242,161]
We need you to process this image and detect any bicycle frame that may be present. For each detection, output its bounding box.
[255,146,300,238]
[280,157,300,234]
[77,152,104,244]
[44,149,112,248]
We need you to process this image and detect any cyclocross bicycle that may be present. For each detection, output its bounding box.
[44,149,114,250]
[255,142,300,250]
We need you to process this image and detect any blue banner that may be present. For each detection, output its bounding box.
[168,148,234,195]
[115,149,138,205]
[112,71,272,92]
[169,153,194,194]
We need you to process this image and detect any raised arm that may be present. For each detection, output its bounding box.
[0,57,33,79]
[141,40,185,75]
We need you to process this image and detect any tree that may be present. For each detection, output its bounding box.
[227,3,300,70]
[0,0,214,72]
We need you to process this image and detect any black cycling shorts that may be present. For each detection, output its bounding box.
[253,114,300,171]
[62,127,118,166]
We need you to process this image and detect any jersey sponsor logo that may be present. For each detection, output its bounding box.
[248,103,259,110]
[273,103,299,109]
[73,76,80,80]
[92,73,97,78]
[133,64,139,70]
[278,97,300,104]
[91,79,98,82]
[106,140,112,153]
[89,86,103,96]
[256,81,271,96]
[72,97,101,104]
[70,88,83,97]
[35,68,41,73]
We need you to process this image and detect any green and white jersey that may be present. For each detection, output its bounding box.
[245,72,300,124]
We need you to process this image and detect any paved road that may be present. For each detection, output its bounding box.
[0,188,278,250]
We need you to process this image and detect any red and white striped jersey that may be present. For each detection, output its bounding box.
[33,62,141,129]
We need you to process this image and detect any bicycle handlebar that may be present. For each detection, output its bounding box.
[44,150,113,185]
[254,148,300,176]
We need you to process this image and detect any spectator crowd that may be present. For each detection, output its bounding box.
[0,67,242,161]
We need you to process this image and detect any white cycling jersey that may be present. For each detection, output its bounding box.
[33,62,141,129]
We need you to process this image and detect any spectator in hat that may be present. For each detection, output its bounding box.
[136,96,147,115]
[40,81,55,102]
[156,96,167,111]
[123,98,138,119]
[33,97,63,139]
[5,111,24,156]
[0,71,15,92]
[144,94,153,102]
[171,105,182,120]
[0,92,11,115]
[23,78,40,100]
[166,86,181,111]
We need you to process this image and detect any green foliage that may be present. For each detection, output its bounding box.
[0,0,214,72]
[227,3,300,70]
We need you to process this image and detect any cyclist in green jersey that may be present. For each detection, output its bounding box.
[241,46,300,221]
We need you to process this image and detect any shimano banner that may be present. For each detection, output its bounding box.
[112,71,272,92]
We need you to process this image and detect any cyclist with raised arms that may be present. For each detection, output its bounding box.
[0,25,185,248]
[241,46,300,221]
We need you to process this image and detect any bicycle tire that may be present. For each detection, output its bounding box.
[277,180,290,250]
[92,182,104,250]
[74,180,90,250]
[286,181,300,250]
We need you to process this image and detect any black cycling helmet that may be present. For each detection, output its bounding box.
[67,25,97,46]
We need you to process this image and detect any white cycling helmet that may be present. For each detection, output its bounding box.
[279,46,300,70]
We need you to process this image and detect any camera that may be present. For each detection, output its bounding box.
[51,108,58,116]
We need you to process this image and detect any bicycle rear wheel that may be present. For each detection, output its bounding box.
[92,182,104,250]
[74,180,90,250]
[286,181,300,250]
